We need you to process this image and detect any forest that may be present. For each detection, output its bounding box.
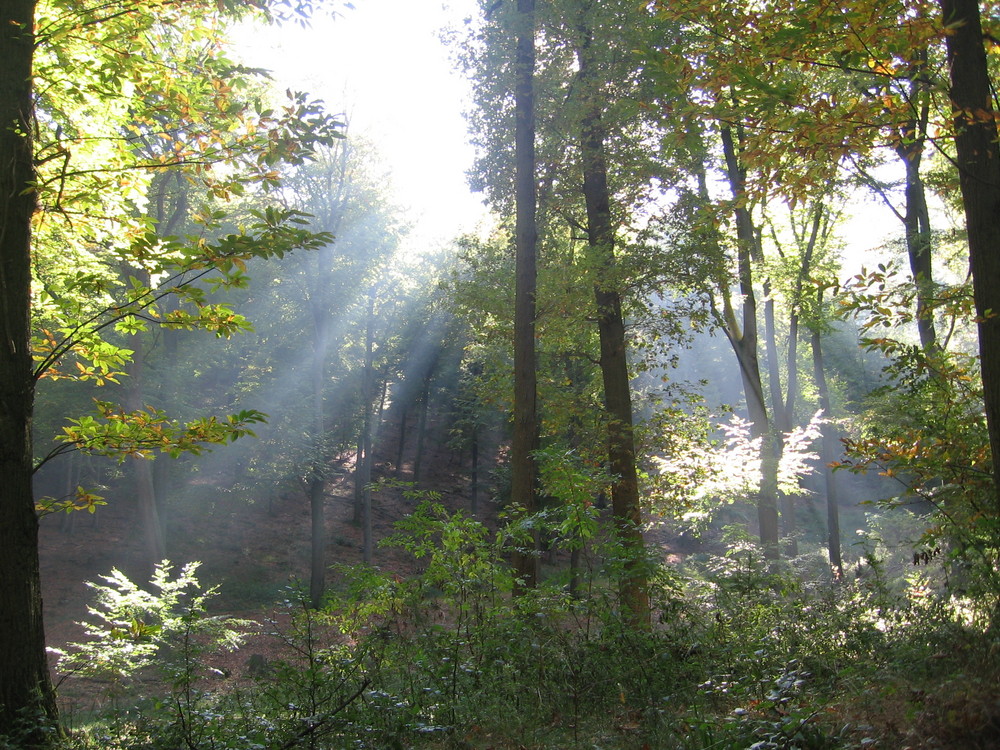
[1,0,999,747]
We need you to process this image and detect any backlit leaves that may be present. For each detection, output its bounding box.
[60,401,268,461]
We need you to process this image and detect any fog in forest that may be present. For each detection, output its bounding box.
[11,1,999,747]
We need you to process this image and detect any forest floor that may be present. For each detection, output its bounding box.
[39,408,688,719]
[35,414,1000,749]
[39,407,477,711]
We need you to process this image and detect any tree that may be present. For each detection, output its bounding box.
[809,288,845,578]
[574,0,650,622]
[460,0,664,615]
[940,0,1000,512]
[760,199,839,556]
[1,0,342,736]
[510,0,541,589]
[0,1,59,738]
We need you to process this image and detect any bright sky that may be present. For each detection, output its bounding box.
[235,2,924,277]
[237,0,489,251]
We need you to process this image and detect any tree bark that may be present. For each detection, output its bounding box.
[763,285,796,556]
[360,288,376,565]
[307,245,333,609]
[123,271,166,571]
[940,0,1000,511]
[395,404,407,478]
[510,0,540,589]
[897,48,938,352]
[0,0,61,738]
[413,379,430,485]
[810,297,844,579]
[719,125,781,559]
[577,10,650,625]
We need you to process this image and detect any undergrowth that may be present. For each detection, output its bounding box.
[34,502,1000,749]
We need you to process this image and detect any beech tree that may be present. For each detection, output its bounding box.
[510,0,541,588]
[941,0,1000,510]
[459,0,662,620]
[573,0,650,622]
[0,1,56,736]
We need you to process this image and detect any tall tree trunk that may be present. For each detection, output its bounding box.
[308,471,325,609]
[577,12,650,625]
[940,0,1000,512]
[763,286,788,432]
[353,431,364,524]
[719,125,781,559]
[763,286,796,556]
[897,48,938,352]
[131,454,165,569]
[470,421,479,517]
[395,404,407,478]
[901,150,937,351]
[307,248,333,609]
[413,379,429,485]
[810,297,844,579]
[510,0,540,589]
[761,203,825,558]
[124,273,166,570]
[359,287,376,565]
[0,0,60,737]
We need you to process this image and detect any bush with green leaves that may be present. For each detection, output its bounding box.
[48,498,1000,749]
[54,561,250,691]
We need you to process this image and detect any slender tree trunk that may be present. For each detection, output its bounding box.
[901,151,937,351]
[395,404,407,478]
[897,49,938,352]
[510,0,540,589]
[360,288,376,565]
[148,176,183,520]
[133,457,165,567]
[470,422,479,517]
[763,287,787,432]
[577,12,649,625]
[124,279,166,570]
[763,287,796,556]
[0,1,61,737]
[353,432,364,524]
[810,300,844,579]
[307,249,332,609]
[719,125,780,559]
[308,473,325,608]
[413,379,429,484]
[940,0,1000,512]
[761,203,824,558]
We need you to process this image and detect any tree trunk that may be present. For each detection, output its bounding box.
[124,290,166,570]
[133,457,165,566]
[360,287,376,565]
[470,421,479,517]
[308,473,326,609]
[719,125,781,559]
[761,203,824,558]
[763,287,796,556]
[307,247,333,609]
[510,0,540,589]
[395,403,407,478]
[0,0,61,738]
[940,0,1000,512]
[897,49,938,352]
[353,432,364,524]
[577,13,650,625]
[413,379,429,485]
[810,302,844,579]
